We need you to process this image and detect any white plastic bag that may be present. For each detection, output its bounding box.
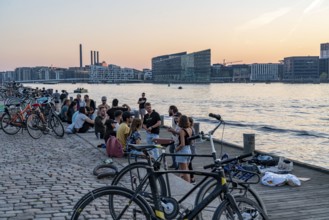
[261,172,301,187]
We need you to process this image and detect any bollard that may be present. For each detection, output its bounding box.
[193,122,200,135]
[243,133,255,154]
[160,115,164,127]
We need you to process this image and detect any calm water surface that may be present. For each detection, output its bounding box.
[27,83,329,169]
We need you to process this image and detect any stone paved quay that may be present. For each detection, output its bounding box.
[1,126,329,219]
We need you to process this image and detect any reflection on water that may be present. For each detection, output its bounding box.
[27,83,329,169]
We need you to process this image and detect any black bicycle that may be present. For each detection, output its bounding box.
[110,113,266,218]
[71,149,268,219]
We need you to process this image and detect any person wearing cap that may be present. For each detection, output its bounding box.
[116,111,133,152]
[98,96,111,111]
[137,92,147,122]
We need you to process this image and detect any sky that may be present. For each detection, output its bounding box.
[0,0,329,71]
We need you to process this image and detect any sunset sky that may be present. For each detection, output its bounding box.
[1,0,329,71]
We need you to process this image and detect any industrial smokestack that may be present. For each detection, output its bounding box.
[79,44,83,68]
[97,51,99,64]
[91,51,93,65]
[94,51,97,65]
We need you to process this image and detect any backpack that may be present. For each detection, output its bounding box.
[106,136,124,158]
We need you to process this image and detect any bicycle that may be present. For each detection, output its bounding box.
[110,113,266,217]
[0,97,47,139]
[71,150,268,219]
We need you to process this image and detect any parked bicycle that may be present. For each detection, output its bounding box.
[71,150,268,219]
[110,113,266,218]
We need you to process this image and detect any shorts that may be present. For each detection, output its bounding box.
[139,108,146,116]
[175,145,191,164]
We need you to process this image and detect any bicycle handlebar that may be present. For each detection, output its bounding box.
[203,153,253,169]
[209,113,222,121]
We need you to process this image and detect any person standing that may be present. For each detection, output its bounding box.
[167,112,182,169]
[143,102,161,159]
[137,92,147,122]
[175,115,192,182]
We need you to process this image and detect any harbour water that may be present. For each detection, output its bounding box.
[26,83,329,169]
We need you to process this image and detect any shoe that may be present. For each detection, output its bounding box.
[190,179,196,184]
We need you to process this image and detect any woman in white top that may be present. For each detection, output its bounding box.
[74,107,94,133]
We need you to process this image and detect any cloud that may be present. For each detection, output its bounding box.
[303,0,325,14]
[237,7,291,31]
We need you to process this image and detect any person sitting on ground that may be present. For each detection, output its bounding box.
[126,118,144,155]
[94,106,108,139]
[52,89,61,112]
[84,94,96,119]
[114,110,123,131]
[59,99,70,122]
[116,111,133,152]
[67,101,77,124]
[60,90,68,104]
[73,107,95,133]
[104,119,117,143]
[175,115,192,182]
[107,98,131,120]
[74,94,86,110]
[98,96,111,112]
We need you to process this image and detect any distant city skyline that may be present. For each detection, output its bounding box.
[1,0,329,71]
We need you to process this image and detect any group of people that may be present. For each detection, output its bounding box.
[56,91,196,184]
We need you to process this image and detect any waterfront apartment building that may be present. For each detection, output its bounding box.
[89,64,141,82]
[232,64,250,82]
[152,49,211,83]
[283,56,319,82]
[320,43,329,59]
[250,63,281,82]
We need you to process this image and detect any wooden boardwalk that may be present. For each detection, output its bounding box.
[157,128,329,220]
[78,127,329,220]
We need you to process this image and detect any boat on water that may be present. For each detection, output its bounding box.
[178,86,183,89]
[73,88,88,93]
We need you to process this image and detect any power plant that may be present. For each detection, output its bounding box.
[79,43,100,67]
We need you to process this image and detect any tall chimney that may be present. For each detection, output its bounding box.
[97,51,99,64]
[90,51,93,65]
[94,51,97,65]
[79,44,83,68]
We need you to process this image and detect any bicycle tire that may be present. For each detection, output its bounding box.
[195,179,267,220]
[93,163,118,179]
[49,114,64,137]
[212,196,268,220]
[26,113,43,139]
[71,186,154,220]
[1,112,21,135]
[111,162,168,200]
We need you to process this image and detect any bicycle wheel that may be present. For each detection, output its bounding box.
[48,114,64,137]
[212,196,268,220]
[26,113,43,139]
[111,162,167,200]
[71,186,154,220]
[1,112,21,135]
[195,179,266,220]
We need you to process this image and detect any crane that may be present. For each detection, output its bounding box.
[222,59,242,66]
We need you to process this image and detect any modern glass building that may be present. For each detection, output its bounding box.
[283,56,319,82]
[152,49,211,83]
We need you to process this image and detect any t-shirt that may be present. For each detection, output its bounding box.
[74,113,88,129]
[53,92,60,103]
[143,110,161,134]
[138,98,147,109]
[116,122,130,150]
[60,105,69,121]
